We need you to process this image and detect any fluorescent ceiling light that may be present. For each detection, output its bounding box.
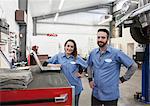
[59,0,64,10]
[54,0,65,22]
[54,12,59,22]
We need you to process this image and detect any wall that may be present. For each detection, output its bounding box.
[0,0,19,60]
[111,27,138,58]
[26,5,33,55]
[0,0,35,65]
[34,20,138,58]
[31,22,108,57]
[0,0,137,63]
[0,0,19,33]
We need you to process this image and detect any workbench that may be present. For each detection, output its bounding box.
[0,66,74,106]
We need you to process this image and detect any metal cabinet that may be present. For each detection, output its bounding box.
[0,67,74,106]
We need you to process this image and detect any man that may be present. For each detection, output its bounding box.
[87,29,138,106]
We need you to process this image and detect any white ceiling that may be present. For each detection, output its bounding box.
[28,0,117,25]
[29,0,116,17]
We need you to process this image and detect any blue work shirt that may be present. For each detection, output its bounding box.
[87,46,134,100]
[47,52,87,95]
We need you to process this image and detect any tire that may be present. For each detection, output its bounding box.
[130,17,150,44]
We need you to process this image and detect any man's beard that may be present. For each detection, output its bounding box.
[97,41,107,47]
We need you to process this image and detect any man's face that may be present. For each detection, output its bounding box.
[97,31,108,48]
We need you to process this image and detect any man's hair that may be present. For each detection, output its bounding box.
[97,29,109,38]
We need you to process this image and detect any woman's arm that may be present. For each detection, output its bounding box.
[47,63,61,67]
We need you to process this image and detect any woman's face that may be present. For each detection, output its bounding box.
[64,41,74,55]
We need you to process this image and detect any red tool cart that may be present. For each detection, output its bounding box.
[0,68,75,106]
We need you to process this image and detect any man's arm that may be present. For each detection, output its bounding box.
[120,62,138,83]
[87,67,93,81]
[87,66,95,88]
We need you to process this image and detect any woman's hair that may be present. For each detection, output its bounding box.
[64,39,77,59]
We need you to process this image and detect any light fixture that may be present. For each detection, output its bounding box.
[53,0,65,22]
[54,12,59,22]
[59,0,64,10]
[19,33,23,38]
[98,15,112,25]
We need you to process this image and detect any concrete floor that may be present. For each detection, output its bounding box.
[79,68,147,106]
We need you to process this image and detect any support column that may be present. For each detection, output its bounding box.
[142,44,150,104]
[18,0,28,61]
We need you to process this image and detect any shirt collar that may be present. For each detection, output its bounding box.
[62,52,74,58]
[96,45,111,54]
[62,53,66,57]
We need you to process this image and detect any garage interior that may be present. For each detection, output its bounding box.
[0,0,149,106]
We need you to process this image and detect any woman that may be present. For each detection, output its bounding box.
[47,39,87,106]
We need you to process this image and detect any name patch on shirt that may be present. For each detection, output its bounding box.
[104,59,112,63]
[70,61,76,64]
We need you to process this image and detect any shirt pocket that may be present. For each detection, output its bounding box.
[103,58,117,68]
[68,61,77,72]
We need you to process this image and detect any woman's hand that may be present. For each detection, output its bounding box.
[74,71,84,78]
